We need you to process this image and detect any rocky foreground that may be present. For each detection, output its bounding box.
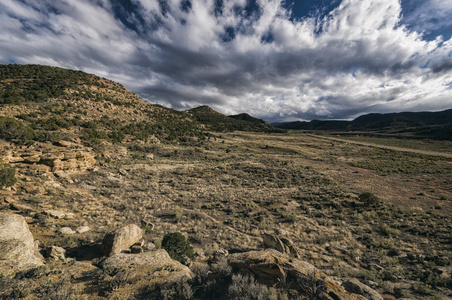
[0,210,383,299]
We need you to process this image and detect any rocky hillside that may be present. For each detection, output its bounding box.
[0,64,281,148]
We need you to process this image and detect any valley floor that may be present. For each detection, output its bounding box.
[1,131,451,299]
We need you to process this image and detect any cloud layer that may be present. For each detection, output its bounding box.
[1,0,452,121]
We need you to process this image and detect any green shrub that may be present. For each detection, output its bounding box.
[358,192,380,206]
[0,117,35,141]
[0,164,16,189]
[161,232,194,264]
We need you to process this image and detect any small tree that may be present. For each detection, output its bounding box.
[161,232,194,264]
[0,164,16,189]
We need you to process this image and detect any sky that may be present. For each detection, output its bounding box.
[1,0,452,122]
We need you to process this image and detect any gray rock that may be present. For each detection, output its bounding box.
[342,278,384,300]
[0,212,43,275]
[102,224,143,256]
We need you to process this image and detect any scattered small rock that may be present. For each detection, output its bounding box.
[46,246,66,261]
[76,226,90,234]
[59,227,76,235]
[2,195,14,204]
[45,209,66,219]
[143,242,156,251]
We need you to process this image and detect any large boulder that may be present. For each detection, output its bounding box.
[342,278,383,300]
[0,212,43,275]
[228,249,366,300]
[102,224,143,256]
[100,249,192,283]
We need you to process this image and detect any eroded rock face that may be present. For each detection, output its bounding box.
[0,141,96,173]
[102,224,143,256]
[228,249,367,300]
[0,212,43,274]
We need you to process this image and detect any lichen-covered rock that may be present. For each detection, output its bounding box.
[102,224,143,256]
[0,212,43,275]
[228,249,366,300]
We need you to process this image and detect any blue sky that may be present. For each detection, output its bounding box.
[1,0,452,121]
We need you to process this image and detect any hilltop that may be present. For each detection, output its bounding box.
[188,106,284,133]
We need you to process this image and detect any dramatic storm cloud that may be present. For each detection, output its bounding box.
[1,0,452,121]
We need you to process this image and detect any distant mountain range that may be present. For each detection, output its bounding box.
[275,110,452,140]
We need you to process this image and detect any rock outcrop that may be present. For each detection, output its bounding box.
[102,224,143,256]
[263,233,300,258]
[0,141,96,173]
[0,212,43,275]
[100,249,192,283]
[228,249,366,300]
[342,278,384,300]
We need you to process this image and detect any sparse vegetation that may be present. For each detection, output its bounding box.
[1,65,451,300]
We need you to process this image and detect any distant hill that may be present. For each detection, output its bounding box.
[275,109,452,140]
[187,106,283,133]
[0,64,281,146]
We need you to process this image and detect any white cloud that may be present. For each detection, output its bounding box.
[0,0,451,121]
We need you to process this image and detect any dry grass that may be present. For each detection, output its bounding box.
[1,131,451,299]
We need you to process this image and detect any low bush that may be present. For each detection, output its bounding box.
[0,164,16,189]
[358,192,380,206]
[0,116,35,142]
[161,232,194,264]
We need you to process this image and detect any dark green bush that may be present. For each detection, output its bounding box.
[161,232,194,264]
[0,117,35,141]
[0,164,16,189]
[358,192,380,206]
